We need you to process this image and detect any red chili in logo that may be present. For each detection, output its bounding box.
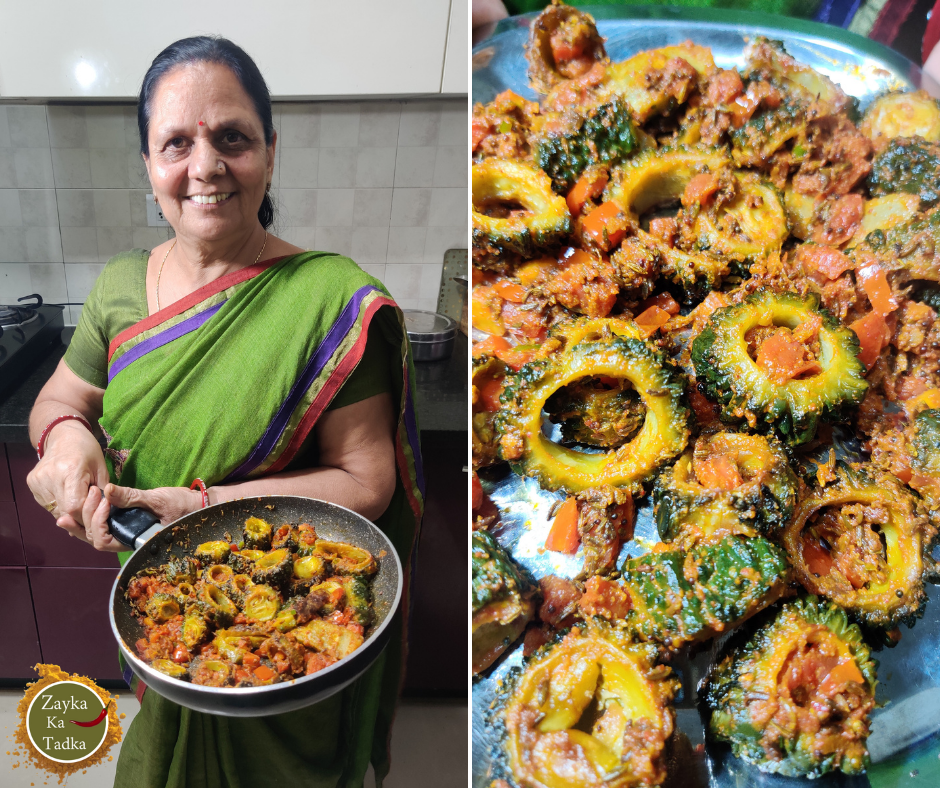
[69,699,110,727]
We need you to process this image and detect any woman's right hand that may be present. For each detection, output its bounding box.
[26,420,111,542]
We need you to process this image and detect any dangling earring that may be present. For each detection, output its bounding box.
[152,194,159,204]
[266,183,271,193]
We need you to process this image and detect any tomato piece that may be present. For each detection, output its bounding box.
[253,664,276,681]
[582,201,627,250]
[492,279,527,303]
[856,262,898,315]
[634,305,672,337]
[473,335,512,359]
[648,217,679,247]
[695,453,743,491]
[706,69,744,105]
[242,652,261,670]
[471,118,490,151]
[546,62,606,109]
[817,659,865,698]
[172,644,190,664]
[799,245,855,280]
[579,577,632,620]
[639,292,680,316]
[545,498,580,554]
[479,377,505,412]
[850,311,891,371]
[802,535,833,577]
[897,376,931,401]
[567,168,609,215]
[756,333,822,384]
[681,172,721,208]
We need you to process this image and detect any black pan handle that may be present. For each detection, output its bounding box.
[108,506,161,549]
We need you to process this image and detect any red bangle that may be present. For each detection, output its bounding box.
[36,415,94,460]
[189,478,210,508]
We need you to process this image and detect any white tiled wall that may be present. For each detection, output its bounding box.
[0,99,467,323]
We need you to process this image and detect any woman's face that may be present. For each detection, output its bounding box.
[143,61,275,244]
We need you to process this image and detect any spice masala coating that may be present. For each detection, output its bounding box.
[128,518,378,687]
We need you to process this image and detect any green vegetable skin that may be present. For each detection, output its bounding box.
[852,205,940,283]
[869,137,940,210]
[705,596,876,779]
[912,409,940,477]
[536,99,637,193]
[471,159,571,266]
[472,531,538,674]
[654,432,798,544]
[620,535,789,649]
[691,289,868,446]
[731,99,806,167]
[783,466,932,632]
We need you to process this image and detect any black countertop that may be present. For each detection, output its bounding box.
[0,331,467,444]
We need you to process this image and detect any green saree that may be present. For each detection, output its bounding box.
[66,250,423,788]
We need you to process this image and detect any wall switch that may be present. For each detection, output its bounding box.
[146,194,170,227]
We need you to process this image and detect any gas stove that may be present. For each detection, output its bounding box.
[0,295,65,399]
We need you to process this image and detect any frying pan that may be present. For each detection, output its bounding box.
[107,496,402,717]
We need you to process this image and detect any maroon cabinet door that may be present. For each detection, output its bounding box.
[29,567,123,681]
[0,567,43,677]
[7,443,119,568]
[0,446,26,565]
[404,432,467,695]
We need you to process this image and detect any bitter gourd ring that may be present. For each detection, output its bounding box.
[496,335,690,494]
[497,627,678,788]
[472,158,571,265]
[782,467,931,631]
[653,431,797,547]
[691,289,868,446]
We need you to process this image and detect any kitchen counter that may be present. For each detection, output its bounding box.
[0,331,467,443]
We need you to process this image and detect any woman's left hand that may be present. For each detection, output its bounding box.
[81,483,205,552]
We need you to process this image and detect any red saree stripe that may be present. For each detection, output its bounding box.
[107,255,292,361]
[263,295,397,475]
[395,431,424,524]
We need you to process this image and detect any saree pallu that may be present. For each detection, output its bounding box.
[102,251,423,788]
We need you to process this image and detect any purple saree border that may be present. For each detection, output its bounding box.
[107,302,225,384]
[224,285,378,482]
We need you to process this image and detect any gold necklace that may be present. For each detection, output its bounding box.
[155,231,268,312]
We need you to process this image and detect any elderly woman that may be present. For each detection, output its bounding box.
[25,37,422,788]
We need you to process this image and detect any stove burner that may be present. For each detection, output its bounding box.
[0,293,43,332]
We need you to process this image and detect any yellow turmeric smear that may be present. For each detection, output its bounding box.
[12,664,123,784]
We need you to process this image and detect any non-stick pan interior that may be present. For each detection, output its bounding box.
[111,496,401,716]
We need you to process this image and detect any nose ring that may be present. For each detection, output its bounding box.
[217,161,224,171]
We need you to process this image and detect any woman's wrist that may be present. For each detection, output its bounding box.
[40,417,97,458]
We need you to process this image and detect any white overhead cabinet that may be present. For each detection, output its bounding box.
[0,0,466,99]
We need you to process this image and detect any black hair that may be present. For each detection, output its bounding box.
[137,36,275,229]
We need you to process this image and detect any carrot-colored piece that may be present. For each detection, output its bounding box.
[756,333,822,384]
[567,169,609,215]
[545,498,580,554]
[681,172,721,208]
[798,245,855,280]
[695,453,743,491]
[471,118,491,151]
[850,311,890,371]
[472,335,512,358]
[817,659,865,697]
[582,201,627,249]
[253,664,276,681]
[634,305,671,337]
[478,378,505,412]
[579,577,632,620]
[802,536,833,578]
[492,279,527,303]
[856,263,897,315]
[640,292,680,316]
